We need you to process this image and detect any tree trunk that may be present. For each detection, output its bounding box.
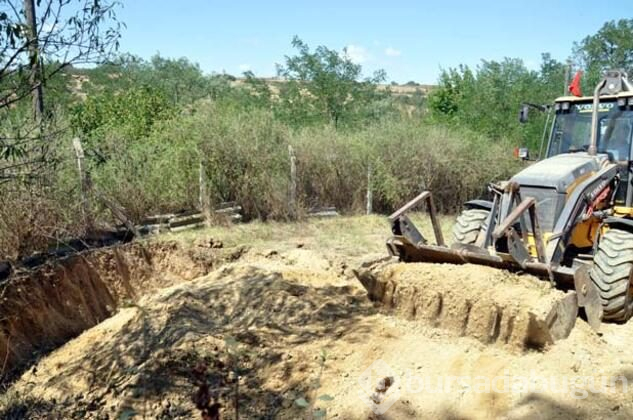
[24,0,44,121]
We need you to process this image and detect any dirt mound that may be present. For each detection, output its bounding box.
[355,260,578,350]
[0,240,245,380]
[4,261,373,419]
[3,239,633,419]
[3,216,633,419]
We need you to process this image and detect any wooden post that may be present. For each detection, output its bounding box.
[72,138,93,233]
[366,163,373,215]
[199,160,211,226]
[24,0,44,121]
[288,145,297,219]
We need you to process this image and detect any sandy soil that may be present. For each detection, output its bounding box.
[2,216,633,419]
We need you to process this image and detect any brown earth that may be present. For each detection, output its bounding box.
[1,216,633,419]
[0,240,246,380]
[355,261,579,350]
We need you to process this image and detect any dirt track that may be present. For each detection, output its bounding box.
[2,216,633,419]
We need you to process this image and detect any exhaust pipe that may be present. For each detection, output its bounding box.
[588,70,632,156]
[588,78,607,156]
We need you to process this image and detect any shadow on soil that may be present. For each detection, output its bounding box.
[1,265,377,419]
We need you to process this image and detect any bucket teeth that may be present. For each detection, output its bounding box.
[354,261,578,351]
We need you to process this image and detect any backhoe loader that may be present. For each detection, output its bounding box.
[356,70,633,348]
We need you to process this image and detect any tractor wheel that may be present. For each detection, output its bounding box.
[452,208,489,246]
[589,228,633,322]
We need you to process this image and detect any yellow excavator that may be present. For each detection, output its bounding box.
[361,70,633,345]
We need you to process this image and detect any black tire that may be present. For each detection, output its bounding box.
[589,228,633,322]
[452,208,489,246]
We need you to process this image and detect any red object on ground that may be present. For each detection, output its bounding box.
[568,71,583,97]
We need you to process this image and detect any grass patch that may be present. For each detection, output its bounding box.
[165,213,456,256]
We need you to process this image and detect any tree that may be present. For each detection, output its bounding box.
[0,0,123,115]
[141,55,211,105]
[573,19,633,87]
[83,54,216,106]
[427,56,565,149]
[70,85,175,149]
[0,0,122,183]
[275,36,386,128]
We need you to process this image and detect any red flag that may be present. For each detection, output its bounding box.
[568,70,583,97]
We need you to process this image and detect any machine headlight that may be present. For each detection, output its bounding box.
[561,101,571,111]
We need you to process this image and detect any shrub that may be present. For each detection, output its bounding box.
[0,137,84,259]
[293,119,519,214]
[89,104,520,220]
[0,104,520,259]
[90,105,291,221]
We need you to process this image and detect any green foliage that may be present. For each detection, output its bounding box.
[88,105,289,220]
[573,19,633,88]
[7,20,633,260]
[80,54,216,107]
[0,0,122,118]
[294,398,309,408]
[427,55,566,150]
[85,103,518,224]
[275,36,387,128]
[70,85,176,158]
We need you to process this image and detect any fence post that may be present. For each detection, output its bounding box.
[72,137,93,233]
[366,163,373,215]
[199,160,211,226]
[288,145,297,219]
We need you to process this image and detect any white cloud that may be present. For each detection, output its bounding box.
[344,44,369,64]
[384,47,402,57]
[238,64,251,72]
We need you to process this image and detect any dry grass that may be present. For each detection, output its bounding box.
[163,213,456,256]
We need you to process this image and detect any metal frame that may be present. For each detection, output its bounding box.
[389,191,444,247]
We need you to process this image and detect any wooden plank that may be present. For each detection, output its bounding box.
[215,206,242,215]
[170,222,205,233]
[140,214,176,225]
[216,201,238,210]
[289,145,297,219]
[72,138,93,232]
[169,213,205,229]
[308,210,339,218]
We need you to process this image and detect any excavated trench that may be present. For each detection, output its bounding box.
[1,238,582,386]
[0,239,245,382]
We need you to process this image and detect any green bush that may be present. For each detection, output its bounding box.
[88,104,519,221]
[293,119,520,214]
[0,104,520,259]
[70,85,176,157]
[90,105,291,221]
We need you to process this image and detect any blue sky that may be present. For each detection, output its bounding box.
[116,1,631,84]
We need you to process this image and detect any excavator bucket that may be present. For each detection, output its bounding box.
[354,190,586,349]
[354,259,578,351]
